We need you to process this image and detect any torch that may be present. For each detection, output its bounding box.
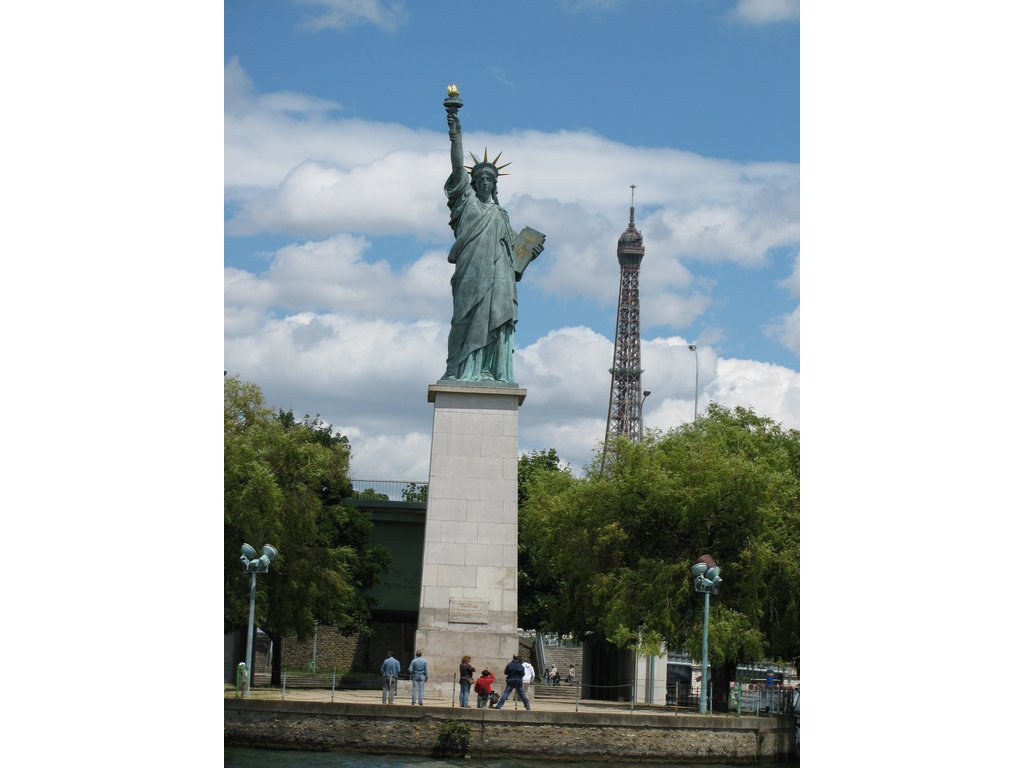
[444,84,463,117]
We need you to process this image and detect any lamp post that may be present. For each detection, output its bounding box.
[640,390,651,438]
[240,542,279,697]
[691,554,722,715]
[688,344,698,422]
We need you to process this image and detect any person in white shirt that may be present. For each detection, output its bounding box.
[520,659,536,699]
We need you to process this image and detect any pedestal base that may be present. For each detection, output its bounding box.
[414,384,526,683]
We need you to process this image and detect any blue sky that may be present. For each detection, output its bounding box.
[224,0,800,478]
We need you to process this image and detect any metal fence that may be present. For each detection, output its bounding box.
[349,479,427,501]
[238,670,795,717]
[233,673,703,715]
[729,683,798,716]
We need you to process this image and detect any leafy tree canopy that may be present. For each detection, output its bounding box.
[519,404,798,665]
[517,449,572,631]
[224,376,390,653]
[401,482,429,502]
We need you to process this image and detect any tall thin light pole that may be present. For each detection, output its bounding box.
[240,543,278,697]
[640,390,651,438]
[692,555,721,716]
[688,344,698,422]
[245,571,257,696]
[700,589,709,714]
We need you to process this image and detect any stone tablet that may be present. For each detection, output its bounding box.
[448,597,490,624]
[512,226,546,281]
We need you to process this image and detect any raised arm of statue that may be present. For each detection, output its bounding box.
[448,113,465,180]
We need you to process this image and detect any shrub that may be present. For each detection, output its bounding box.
[432,718,472,758]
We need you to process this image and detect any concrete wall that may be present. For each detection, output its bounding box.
[225,699,797,763]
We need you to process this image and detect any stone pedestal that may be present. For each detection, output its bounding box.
[414,383,525,688]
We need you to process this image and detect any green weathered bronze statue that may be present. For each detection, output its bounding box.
[440,85,545,385]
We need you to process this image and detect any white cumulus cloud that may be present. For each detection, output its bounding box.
[294,0,408,32]
[732,0,799,26]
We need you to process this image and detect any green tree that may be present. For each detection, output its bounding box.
[224,376,390,684]
[517,449,571,631]
[401,482,429,502]
[353,487,390,501]
[520,405,799,709]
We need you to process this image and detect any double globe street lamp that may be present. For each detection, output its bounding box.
[240,543,278,697]
[691,554,722,715]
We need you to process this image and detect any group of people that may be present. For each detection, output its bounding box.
[466,653,535,710]
[379,649,536,710]
[543,663,575,686]
[380,649,429,705]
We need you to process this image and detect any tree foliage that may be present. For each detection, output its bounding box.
[517,449,571,631]
[354,487,390,501]
[520,405,799,677]
[224,376,390,681]
[401,482,429,502]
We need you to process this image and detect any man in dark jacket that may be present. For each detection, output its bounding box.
[493,654,531,710]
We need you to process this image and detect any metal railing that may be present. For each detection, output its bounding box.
[729,683,797,715]
[234,671,795,717]
[349,479,427,501]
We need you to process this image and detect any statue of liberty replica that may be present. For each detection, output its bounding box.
[414,87,545,688]
[440,85,545,385]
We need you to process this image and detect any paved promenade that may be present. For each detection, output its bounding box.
[224,684,744,720]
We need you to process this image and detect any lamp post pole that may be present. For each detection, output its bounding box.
[244,570,257,695]
[640,390,651,438]
[688,344,698,422]
[700,589,710,714]
[240,543,279,697]
[692,554,721,715]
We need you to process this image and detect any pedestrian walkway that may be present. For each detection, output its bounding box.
[225,684,716,719]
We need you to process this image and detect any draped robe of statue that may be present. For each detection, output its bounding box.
[441,170,518,383]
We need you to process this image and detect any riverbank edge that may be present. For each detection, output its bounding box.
[225,699,797,763]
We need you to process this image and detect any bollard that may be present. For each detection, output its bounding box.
[331,668,336,703]
[282,670,287,700]
[452,672,456,708]
[236,662,247,698]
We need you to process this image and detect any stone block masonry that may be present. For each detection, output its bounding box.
[414,384,526,685]
[224,699,798,763]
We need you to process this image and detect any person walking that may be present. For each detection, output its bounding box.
[567,664,576,686]
[520,658,536,700]
[550,664,559,686]
[493,654,530,710]
[474,668,496,708]
[409,649,428,705]
[380,649,401,704]
[459,655,475,708]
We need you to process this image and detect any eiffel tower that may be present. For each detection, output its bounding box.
[604,186,647,447]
